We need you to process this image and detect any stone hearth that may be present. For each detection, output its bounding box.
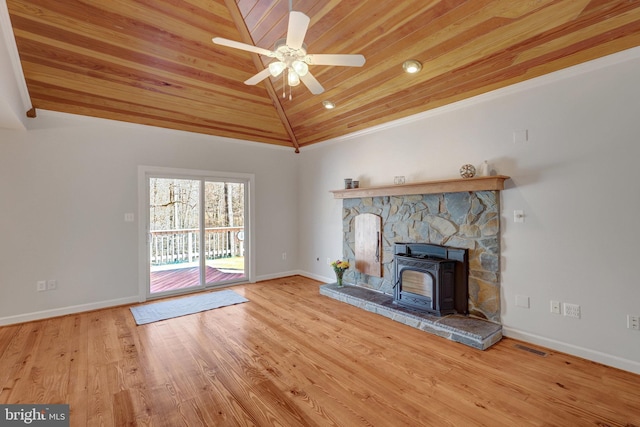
[320,283,502,350]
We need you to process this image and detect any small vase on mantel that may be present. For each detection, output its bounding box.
[478,160,490,177]
[336,271,344,287]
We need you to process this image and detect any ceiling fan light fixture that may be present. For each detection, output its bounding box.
[269,61,287,77]
[322,100,335,109]
[291,60,309,76]
[287,70,301,86]
[402,59,422,74]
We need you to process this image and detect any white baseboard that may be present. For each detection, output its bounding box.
[254,271,334,285]
[502,326,640,375]
[254,270,305,282]
[298,271,332,283]
[0,296,140,326]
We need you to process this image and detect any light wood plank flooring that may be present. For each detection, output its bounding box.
[0,276,638,426]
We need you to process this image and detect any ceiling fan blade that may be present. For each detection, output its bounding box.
[212,37,274,57]
[244,68,272,85]
[306,54,366,67]
[300,72,325,95]
[286,11,310,50]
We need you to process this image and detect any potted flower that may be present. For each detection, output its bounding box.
[331,259,350,287]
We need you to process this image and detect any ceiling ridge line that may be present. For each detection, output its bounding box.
[223,0,300,153]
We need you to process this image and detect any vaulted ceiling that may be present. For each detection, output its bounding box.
[6,1,640,152]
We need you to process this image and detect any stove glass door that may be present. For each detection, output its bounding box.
[401,269,433,300]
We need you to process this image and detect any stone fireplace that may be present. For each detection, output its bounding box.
[321,177,508,349]
[340,188,501,323]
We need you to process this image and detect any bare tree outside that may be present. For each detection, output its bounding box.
[150,179,200,231]
[150,179,244,230]
[203,182,244,229]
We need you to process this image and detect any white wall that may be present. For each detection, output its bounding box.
[0,112,299,323]
[297,48,640,374]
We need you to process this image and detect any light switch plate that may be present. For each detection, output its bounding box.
[514,210,524,223]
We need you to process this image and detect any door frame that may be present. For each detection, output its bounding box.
[137,166,255,302]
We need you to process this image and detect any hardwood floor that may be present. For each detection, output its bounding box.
[0,276,638,426]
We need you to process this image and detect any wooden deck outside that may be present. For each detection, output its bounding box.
[150,265,244,293]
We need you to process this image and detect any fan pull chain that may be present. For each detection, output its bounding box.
[282,71,286,98]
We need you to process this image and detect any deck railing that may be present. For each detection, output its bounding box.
[150,227,244,266]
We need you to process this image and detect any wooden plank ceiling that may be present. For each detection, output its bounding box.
[7,0,640,152]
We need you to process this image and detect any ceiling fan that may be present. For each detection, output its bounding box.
[212,9,365,97]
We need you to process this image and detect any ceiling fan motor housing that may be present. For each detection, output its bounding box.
[271,39,309,80]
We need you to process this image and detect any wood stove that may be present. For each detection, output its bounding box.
[393,243,468,316]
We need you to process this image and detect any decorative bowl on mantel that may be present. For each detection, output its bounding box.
[459,164,476,179]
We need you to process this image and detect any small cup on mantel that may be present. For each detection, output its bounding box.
[344,178,353,189]
[352,180,359,188]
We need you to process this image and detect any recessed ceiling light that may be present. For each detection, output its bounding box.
[402,59,422,74]
[322,100,336,109]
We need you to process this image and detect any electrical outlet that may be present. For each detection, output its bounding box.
[327,258,331,265]
[47,279,57,290]
[515,295,530,308]
[550,300,561,314]
[37,281,47,292]
[282,252,286,260]
[628,315,640,330]
[513,129,528,143]
[563,303,581,319]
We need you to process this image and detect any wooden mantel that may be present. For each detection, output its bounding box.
[331,175,510,199]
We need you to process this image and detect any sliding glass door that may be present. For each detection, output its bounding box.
[148,177,202,294]
[140,167,251,299]
[201,180,245,289]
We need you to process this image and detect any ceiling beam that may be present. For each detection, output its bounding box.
[222,0,300,153]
